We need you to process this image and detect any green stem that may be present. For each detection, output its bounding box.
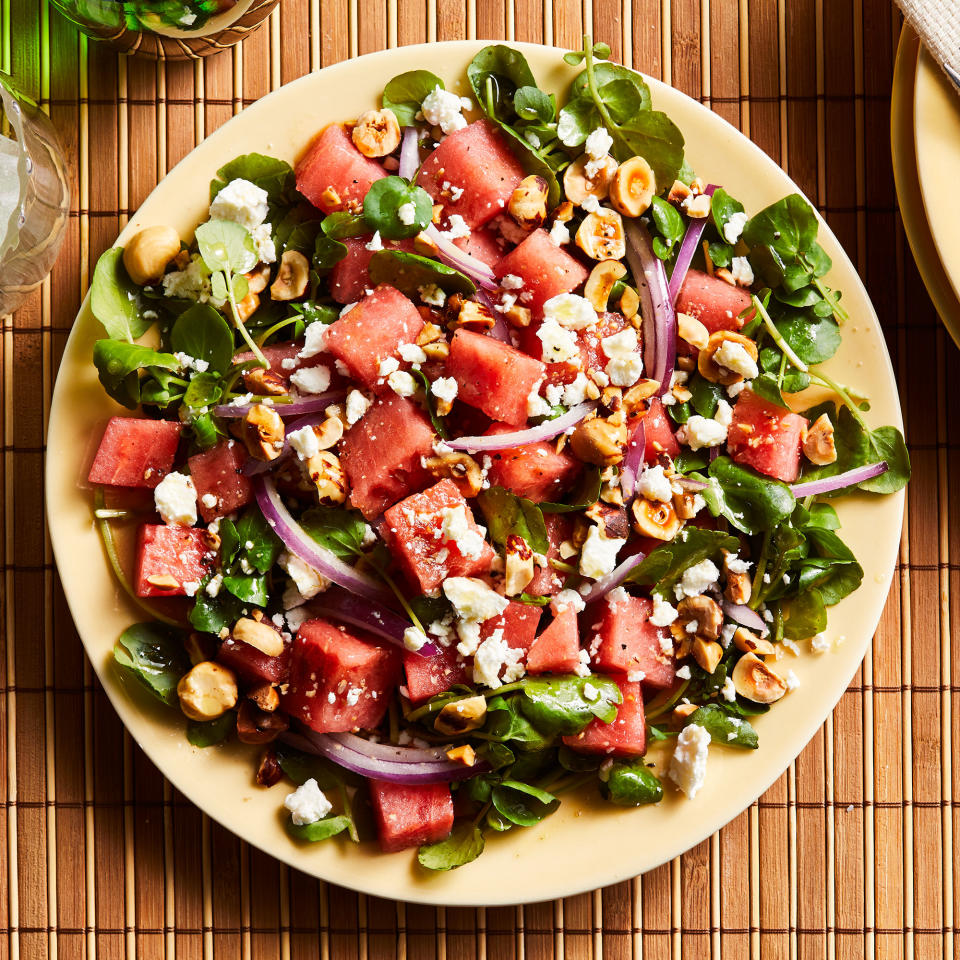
[583,35,617,134]
[377,566,426,634]
[256,314,303,348]
[643,679,690,721]
[812,276,849,324]
[337,784,359,842]
[94,507,131,520]
[776,351,787,390]
[752,295,808,373]
[748,528,772,610]
[807,371,869,430]
[403,681,529,724]
[224,266,268,368]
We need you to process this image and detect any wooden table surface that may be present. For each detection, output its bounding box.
[2,0,958,958]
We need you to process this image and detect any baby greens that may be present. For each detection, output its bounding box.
[382,70,445,126]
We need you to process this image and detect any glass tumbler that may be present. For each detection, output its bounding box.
[0,74,70,317]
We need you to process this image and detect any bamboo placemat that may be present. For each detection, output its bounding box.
[1,0,957,956]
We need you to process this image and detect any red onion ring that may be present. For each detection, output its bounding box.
[425,224,498,290]
[445,402,596,452]
[214,390,345,420]
[326,731,451,763]
[620,420,646,501]
[476,287,512,343]
[667,184,717,304]
[789,461,888,498]
[723,601,769,636]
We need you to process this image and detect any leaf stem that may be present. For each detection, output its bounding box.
[806,371,869,430]
[224,266,268,368]
[812,276,849,324]
[752,295,808,373]
[582,35,616,134]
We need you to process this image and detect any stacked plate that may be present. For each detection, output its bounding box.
[892,26,960,346]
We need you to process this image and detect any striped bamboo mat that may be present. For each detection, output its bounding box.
[2,0,957,957]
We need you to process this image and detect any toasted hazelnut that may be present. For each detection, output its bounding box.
[677,312,710,351]
[672,489,701,521]
[504,535,535,596]
[445,744,477,766]
[630,498,682,540]
[553,201,575,223]
[733,627,775,657]
[434,695,487,735]
[608,156,656,218]
[732,652,787,703]
[413,230,439,256]
[803,413,838,466]
[621,379,660,412]
[320,187,341,208]
[313,416,344,451]
[576,209,626,261]
[570,415,627,466]
[270,250,310,301]
[563,154,618,204]
[351,108,402,157]
[305,450,347,504]
[508,175,549,231]
[692,637,723,674]
[236,700,289,745]
[256,748,284,787]
[422,340,450,360]
[416,321,445,346]
[233,617,284,657]
[432,204,444,224]
[122,225,182,285]
[677,595,723,640]
[244,367,288,397]
[249,683,280,713]
[452,298,496,331]
[698,331,760,386]
[673,702,698,719]
[667,180,692,206]
[725,570,752,605]
[619,284,640,322]
[235,290,260,322]
[423,451,483,498]
[146,573,181,590]
[685,194,712,218]
[177,661,238,721]
[586,502,630,540]
[600,385,623,411]
[584,259,627,313]
[243,403,285,461]
[503,303,532,328]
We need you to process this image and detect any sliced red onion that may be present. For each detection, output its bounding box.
[327,731,450,763]
[446,402,597,452]
[581,550,648,604]
[620,420,646,501]
[723,601,769,636]
[674,476,708,492]
[476,287,511,343]
[399,125,419,180]
[789,461,888,498]
[214,390,345,420]
[667,184,718,304]
[425,224,498,290]
[309,587,437,657]
[624,220,676,400]
[254,476,393,605]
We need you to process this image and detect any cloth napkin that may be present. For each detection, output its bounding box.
[895,0,960,87]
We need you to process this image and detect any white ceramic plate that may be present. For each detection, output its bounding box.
[46,41,905,906]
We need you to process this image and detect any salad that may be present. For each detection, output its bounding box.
[86,38,909,871]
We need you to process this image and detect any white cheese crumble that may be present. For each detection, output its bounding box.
[682,414,728,451]
[345,389,371,424]
[299,322,327,359]
[574,648,592,677]
[579,525,626,580]
[209,178,269,232]
[443,577,509,656]
[378,355,400,378]
[585,126,613,160]
[721,676,737,702]
[650,594,679,627]
[174,352,210,374]
[154,471,197,526]
[675,665,692,680]
[562,372,591,406]
[429,377,457,406]
[439,505,486,559]
[398,342,428,364]
[279,551,330,602]
[580,193,600,214]
[290,364,331,395]
[249,223,277,264]
[284,778,332,825]
[714,340,759,380]
[675,559,720,599]
[730,256,755,287]
[403,626,429,652]
[418,283,446,307]
[601,328,644,386]
[542,293,597,331]
[287,425,320,461]
[440,214,471,241]
[537,317,581,364]
[549,219,571,246]
[668,723,711,798]
[162,255,212,302]
[552,588,586,614]
[201,492,218,510]
[501,273,525,290]
[421,85,469,134]
[637,464,673,503]
[810,632,830,654]
[364,230,384,252]
[387,369,417,397]
[473,633,525,689]
[723,211,748,245]
[397,201,417,225]
[783,669,800,691]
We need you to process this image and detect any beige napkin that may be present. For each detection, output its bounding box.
[895,0,960,85]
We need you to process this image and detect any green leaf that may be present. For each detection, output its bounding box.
[412,369,448,439]
[171,302,235,373]
[182,371,223,409]
[742,194,820,264]
[772,313,841,364]
[113,622,190,707]
[382,69,445,126]
[218,518,241,566]
[189,588,243,635]
[710,187,746,242]
[557,745,602,772]
[610,109,685,188]
[539,467,602,513]
[235,505,284,574]
[209,153,296,204]
[518,674,622,736]
[702,456,796,535]
[479,695,553,749]
[367,249,476,298]
[685,704,758,749]
[274,743,362,789]
[467,45,538,120]
[568,61,651,111]
[688,374,724,419]
[493,121,562,207]
[650,196,685,259]
[602,761,664,806]
[287,815,353,843]
[779,588,827,641]
[857,426,911,494]
[362,176,433,240]
[491,780,559,827]
[556,96,599,148]
[476,486,549,554]
[92,339,181,409]
[90,247,152,342]
[418,821,485,871]
[797,527,863,605]
[195,219,257,275]
[186,712,234,747]
[629,527,739,598]
[299,505,368,560]
[222,573,268,605]
[320,211,368,240]
[514,85,555,123]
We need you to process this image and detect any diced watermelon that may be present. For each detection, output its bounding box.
[588,594,675,689]
[525,513,572,597]
[727,388,809,482]
[630,397,681,462]
[562,679,646,757]
[369,780,454,853]
[482,422,582,503]
[188,439,252,522]
[339,395,436,519]
[329,236,415,305]
[494,229,589,312]
[282,618,401,732]
[88,417,182,489]
[479,601,541,655]
[134,524,211,597]
[404,645,470,703]
[454,226,505,266]
[526,605,580,674]
[521,311,628,387]
[382,479,495,594]
[446,328,546,426]
[676,269,754,340]
[217,635,290,686]
[324,284,424,393]
[417,120,526,228]
[295,123,387,214]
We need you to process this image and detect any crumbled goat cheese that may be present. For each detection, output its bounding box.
[650,594,679,627]
[279,551,330,602]
[668,723,711,798]
[726,555,751,575]
[387,369,417,397]
[537,318,581,364]
[378,355,400,378]
[682,414,728,451]
[209,178,269,231]
[249,223,276,264]
[290,364,331,395]
[443,577,509,656]
[579,525,626,580]
[162,255,212,302]
[174,352,209,374]
[730,256,755,287]
[585,126,613,160]
[345,687,362,706]
[440,214,471,241]
[562,373,592,406]
[397,201,417,225]
[403,626,428,652]
[526,379,552,418]
[714,397,734,428]
[285,606,311,633]
[783,669,800,691]
[721,677,737,702]
[714,339,759,380]
[553,588,586,614]
[284,778,332,825]
[421,85,469,134]
[676,665,692,680]
[345,389,371,424]
[439,505,486,559]
[364,230,384,252]
[299,322,327,359]
[287,425,320,461]
[575,648,592,677]
[398,342,428,364]
[549,219,571,246]
[726,379,747,398]
[601,328,644,386]
[154,471,197,526]
[580,193,600,214]
[473,633,525,689]
[543,293,597,330]
[501,273,525,290]
[201,492,218,510]
[810,632,830,654]
[675,558,720,599]
[723,211,748,245]
[637,464,673,503]
[418,283,446,307]
[431,377,458,404]
[205,573,223,597]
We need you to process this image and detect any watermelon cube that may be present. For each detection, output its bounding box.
[282,618,401,733]
[455,226,506,266]
[188,439,252,522]
[526,604,580,674]
[478,600,541,655]
[525,513,572,598]
[88,417,182,489]
[562,679,646,757]
[484,422,581,503]
[631,397,681,462]
[417,120,526,228]
[404,645,470,703]
[727,389,809,482]
[676,269,754,341]
[494,229,589,312]
[134,524,211,597]
[369,780,454,853]
[339,395,436,519]
[329,236,416,305]
[324,284,424,393]
[588,594,675,689]
[446,328,546,427]
[217,635,290,686]
[382,479,495,594]
[295,123,387,214]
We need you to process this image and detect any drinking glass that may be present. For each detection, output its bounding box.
[0,73,70,317]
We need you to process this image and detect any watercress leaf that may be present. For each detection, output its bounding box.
[667,400,692,424]
[674,450,709,474]
[569,62,651,111]
[800,527,863,604]
[476,486,549,555]
[514,85,555,123]
[629,527,739,597]
[412,369,448,439]
[92,340,181,408]
[362,177,433,239]
[563,51,586,65]
[210,153,296,204]
[478,696,552,747]
[518,674,622,735]
[287,815,353,843]
[605,110,685,188]
[710,187,745,242]
[775,284,822,309]
[597,77,648,125]
[113,622,190,707]
[292,301,340,326]
[209,271,228,302]
[218,518,241,566]
[223,572,268,605]
[189,588,244,635]
[556,96,599,147]
[804,501,840,530]
[91,247,152,342]
[417,821,485,871]
[779,588,827,641]
[299,505,367,560]
[602,761,664,806]
[491,780,559,826]
[688,374,723,418]
[476,741,516,771]
[311,233,348,272]
[708,241,734,269]
[685,703,758,749]
[781,262,814,294]
[274,743,362,789]
[320,211,368,240]
[704,456,796,535]
[186,712,234,747]
[182,371,223,409]
[803,240,833,277]
[592,41,612,59]
[650,195,685,256]
[742,193,820,263]
[557,745,601,772]
[467,45,538,119]
[195,219,257,275]
[749,372,790,409]
[235,505,284,573]
[169,302,235,372]
[494,121,562,207]
[646,725,673,741]
[368,249,476,298]
[539,467,602,513]
[232,273,249,301]
[382,69,445,126]
[857,426,911,494]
